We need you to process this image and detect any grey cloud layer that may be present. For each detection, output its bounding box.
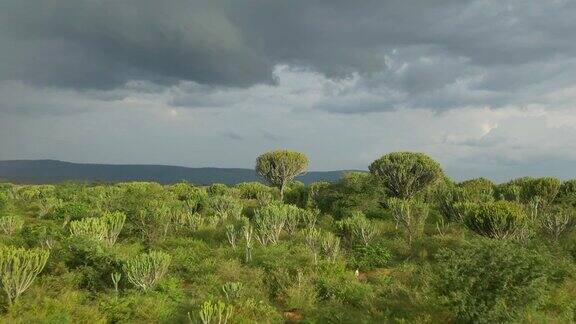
[2,1,576,112]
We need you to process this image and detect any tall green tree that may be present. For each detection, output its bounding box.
[255,150,308,201]
[369,152,443,199]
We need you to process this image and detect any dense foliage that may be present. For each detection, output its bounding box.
[0,151,574,323]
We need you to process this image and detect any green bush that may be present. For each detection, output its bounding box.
[458,177,495,202]
[522,177,562,207]
[235,182,275,200]
[207,183,230,196]
[434,178,495,223]
[123,251,171,291]
[0,214,24,235]
[0,191,9,212]
[207,195,243,222]
[556,179,576,207]
[5,274,106,323]
[253,203,288,245]
[53,201,92,222]
[69,212,126,247]
[350,241,392,270]
[463,201,527,239]
[387,198,429,243]
[434,239,556,323]
[336,211,378,246]
[62,236,120,291]
[169,183,208,213]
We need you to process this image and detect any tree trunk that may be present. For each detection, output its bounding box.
[280,181,286,202]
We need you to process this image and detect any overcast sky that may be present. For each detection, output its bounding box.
[1,0,576,181]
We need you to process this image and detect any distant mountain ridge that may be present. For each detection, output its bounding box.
[0,160,351,185]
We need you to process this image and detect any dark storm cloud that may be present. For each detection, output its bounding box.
[0,0,274,89]
[2,0,576,113]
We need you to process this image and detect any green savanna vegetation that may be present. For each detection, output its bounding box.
[0,150,575,323]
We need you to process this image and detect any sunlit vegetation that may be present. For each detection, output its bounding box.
[0,151,575,322]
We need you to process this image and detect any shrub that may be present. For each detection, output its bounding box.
[556,179,576,207]
[133,199,177,244]
[522,177,562,208]
[320,231,341,262]
[280,270,318,313]
[69,211,126,246]
[539,206,575,241]
[255,191,274,208]
[387,198,429,244]
[16,185,56,203]
[235,182,274,200]
[458,177,495,202]
[52,201,92,222]
[312,173,385,219]
[169,183,208,213]
[69,217,106,242]
[101,211,127,246]
[434,178,495,222]
[221,282,244,301]
[0,214,24,235]
[283,205,301,235]
[0,191,9,212]
[0,246,49,305]
[435,239,555,323]
[197,300,233,324]
[207,183,230,196]
[350,241,392,270]
[463,201,527,239]
[336,211,378,246]
[253,203,287,245]
[433,181,463,222]
[241,222,254,262]
[123,251,171,291]
[207,195,243,222]
[494,182,522,202]
[225,225,238,250]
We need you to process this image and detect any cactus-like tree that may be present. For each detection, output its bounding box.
[369,152,443,199]
[320,231,341,262]
[283,205,302,235]
[0,215,24,235]
[222,282,244,301]
[253,203,287,245]
[463,201,527,239]
[123,251,171,291]
[69,211,126,246]
[225,225,238,250]
[111,272,121,292]
[256,150,308,201]
[102,211,127,246]
[69,217,107,242]
[539,206,574,241]
[337,211,378,246]
[0,246,49,306]
[198,300,233,324]
[388,198,430,244]
[208,195,243,222]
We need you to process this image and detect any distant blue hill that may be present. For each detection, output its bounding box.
[0,160,351,185]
